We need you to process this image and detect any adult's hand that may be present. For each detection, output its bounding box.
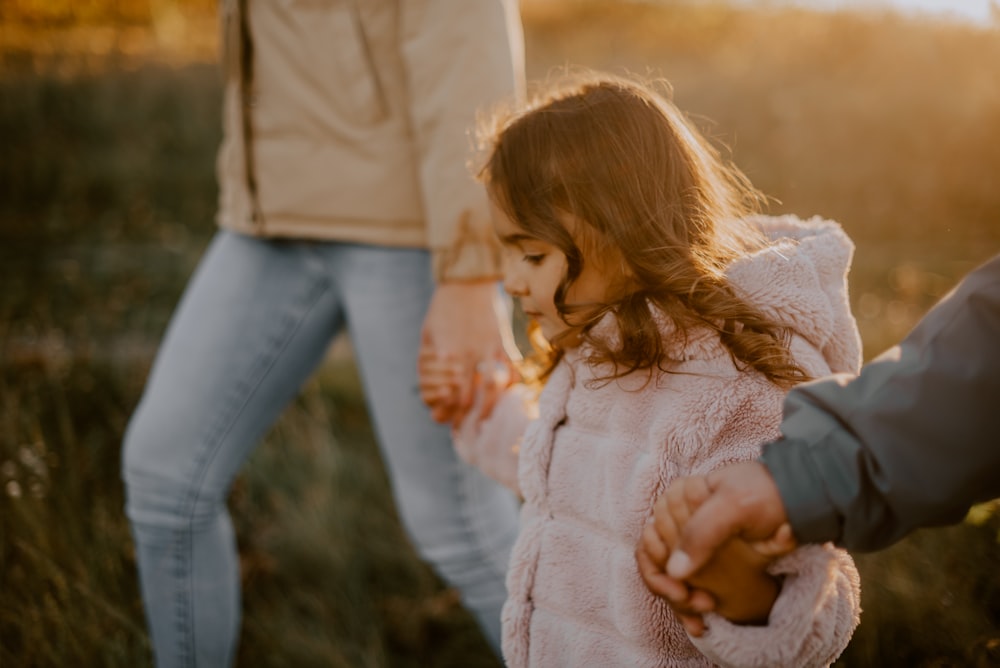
[665,462,791,579]
[638,466,797,635]
[420,280,519,424]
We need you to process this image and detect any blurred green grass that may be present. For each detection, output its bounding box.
[2,1,999,666]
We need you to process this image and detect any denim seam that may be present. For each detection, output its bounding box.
[170,271,332,668]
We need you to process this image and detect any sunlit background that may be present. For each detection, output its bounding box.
[2,1,998,666]
[740,0,999,25]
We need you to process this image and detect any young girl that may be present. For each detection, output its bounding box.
[420,71,862,667]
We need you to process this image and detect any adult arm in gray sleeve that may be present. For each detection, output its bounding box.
[760,252,1000,551]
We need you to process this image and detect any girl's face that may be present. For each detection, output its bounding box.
[491,199,608,342]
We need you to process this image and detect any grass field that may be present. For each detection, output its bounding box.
[2,1,999,666]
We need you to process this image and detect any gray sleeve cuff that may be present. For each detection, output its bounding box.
[761,436,846,545]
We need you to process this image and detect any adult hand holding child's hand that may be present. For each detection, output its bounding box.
[418,281,520,425]
[637,467,798,636]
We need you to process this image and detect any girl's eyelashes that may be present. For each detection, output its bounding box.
[523,253,546,265]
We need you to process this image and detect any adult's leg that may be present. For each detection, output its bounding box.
[328,243,521,654]
[121,231,344,668]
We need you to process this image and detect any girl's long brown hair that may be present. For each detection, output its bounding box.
[478,71,810,389]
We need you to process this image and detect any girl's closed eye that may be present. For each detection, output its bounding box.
[523,253,546,265]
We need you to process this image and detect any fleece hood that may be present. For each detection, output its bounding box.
[588,214,862,376]
[730,214,862,376]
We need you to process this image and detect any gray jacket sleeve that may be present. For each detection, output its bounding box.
[760,252,1000,551]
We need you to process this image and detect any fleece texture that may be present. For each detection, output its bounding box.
[454,215,864,667]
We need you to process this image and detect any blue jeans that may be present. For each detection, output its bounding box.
[122,230,520,667]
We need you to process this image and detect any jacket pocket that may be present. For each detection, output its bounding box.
[290,0,387,125]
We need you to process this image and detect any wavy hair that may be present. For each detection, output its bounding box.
[478,71,810,388]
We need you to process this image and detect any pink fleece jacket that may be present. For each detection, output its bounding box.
[453,215,865,667]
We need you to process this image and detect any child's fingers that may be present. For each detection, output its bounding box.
[651,494,681,550]
[637,522,716,634]
[636,542,690,604]
[430,403,456,424]
[474,358,510,421]
[750,522,798,558]
[418,383,451,405]
[417,336,443,367]
[642,570,694,609]
[419,382,457,409]
[474,388,508,422]
[417,366,459,401]
[678,611,708,637]
[639,519,669,566]
[659,475,705,542]
[445,355,476,415]
[417,361,460,386]
[663,479,693,532]
[450,353,516,427]
[686,588,716,615]
[417,353,467,416]
[678,474,713,518]
[418,353,463,377]
[655,475,714,551]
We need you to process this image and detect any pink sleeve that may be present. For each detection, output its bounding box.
[451,384,537,497]
[689,544,861,668]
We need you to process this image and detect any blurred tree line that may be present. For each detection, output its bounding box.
[2,0,215,26]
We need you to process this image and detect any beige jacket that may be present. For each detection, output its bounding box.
[216,0,524,281]
[455,216,864,666]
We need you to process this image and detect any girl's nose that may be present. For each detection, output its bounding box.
[502,265,526,298]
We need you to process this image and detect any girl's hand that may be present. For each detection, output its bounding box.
[419,281,520,424]
[471,354,515,423]
[417,342,466,424]
[419,341,517,427]
[637,518,714,637]
[637,482,719,637]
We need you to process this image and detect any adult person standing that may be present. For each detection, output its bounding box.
[121,1,525,666]
[637,252,1000,616]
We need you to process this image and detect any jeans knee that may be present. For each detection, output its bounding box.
[121,404,206,534]
[121,404,169,499]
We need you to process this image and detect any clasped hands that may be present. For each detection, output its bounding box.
[418,281,519,425]
[636,468,798,637]
[418,344,514,427]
